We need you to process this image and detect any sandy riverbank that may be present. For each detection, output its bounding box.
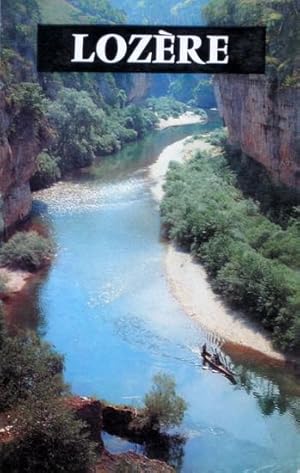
[149,134,285,361]
[149,135,217,202]
[157,111,207,130]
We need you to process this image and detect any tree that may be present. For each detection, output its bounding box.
[0,399,97,473]
[0,231,54,271]
[0,331,66,412]
[10,82,45,118]
[30,151,61,190]
[46,87,105,170]
[143,373,187,430]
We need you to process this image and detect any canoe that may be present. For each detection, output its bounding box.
[201,352,237,384]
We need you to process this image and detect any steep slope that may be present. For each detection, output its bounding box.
[204,0,300,190]
[214,75,300,188]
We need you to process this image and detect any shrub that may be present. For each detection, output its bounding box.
[0,331,65,412]
[146,96,188,119]
[0,231,54,271]
[214,250,294,327]
[200,234,243,276]
[143,373,187,431]
[9,82,45,118]
[30,151,61,190]
[204,128,228,147]
[0,400,97,473]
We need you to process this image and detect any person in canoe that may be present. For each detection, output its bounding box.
[212,351,221,365]
[201,343,208,356]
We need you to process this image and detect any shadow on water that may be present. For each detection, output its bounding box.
[144,433,186,472]
[103,431,186,472]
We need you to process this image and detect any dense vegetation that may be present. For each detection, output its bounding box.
[210,129,300,227]
[0,310,97,473]
[147,97,189,119]
[161,140,300,352]
[41,86,157,175]
[203,0,299,85]
[0,232,54,271]
[1,0,159,190]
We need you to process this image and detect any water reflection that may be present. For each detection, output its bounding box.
[144,433,186,472]
[235,361,300,422]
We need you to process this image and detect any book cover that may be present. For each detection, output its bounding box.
[0,1,299,472]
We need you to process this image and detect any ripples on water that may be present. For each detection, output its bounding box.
[34,177,147,215]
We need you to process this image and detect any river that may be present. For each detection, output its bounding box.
[13,114,300,472]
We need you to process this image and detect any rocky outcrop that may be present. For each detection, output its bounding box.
[127,74,151,103]
[68,397,176,473]
[214,75,300,189]
[66,396,103,444]
[0,91,47,235]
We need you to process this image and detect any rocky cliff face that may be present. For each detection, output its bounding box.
[214,75,300,189]
[0,91,47,235]
[127,74,151,103]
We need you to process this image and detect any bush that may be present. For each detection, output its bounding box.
[0,332,65,412]
[143,373,187,431]
[30,151,61,190]
[0,231,54,271]
[214,250,294,327]
[9,82,45,118]
[0,400,97,473]
[204,128,228,147]
[146,96,196,119]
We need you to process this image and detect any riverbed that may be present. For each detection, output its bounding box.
[13,115,300,472]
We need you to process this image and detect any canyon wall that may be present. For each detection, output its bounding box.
[214,75,300,189]
[0,91,47,235]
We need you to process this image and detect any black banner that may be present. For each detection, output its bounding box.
[37,25,265,74]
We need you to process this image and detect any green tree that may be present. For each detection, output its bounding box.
[0,231,54,271]
[0,400,97,473]
[0,331,65,412]
[47,87,105,170]
[143,373,187,430]
[30,151,61,190]
[8,82,47,139]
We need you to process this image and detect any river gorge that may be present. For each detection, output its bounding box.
[9,114,300,473]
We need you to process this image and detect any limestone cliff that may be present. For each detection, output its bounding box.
[214,75,300,189]
[0,90,47,235]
